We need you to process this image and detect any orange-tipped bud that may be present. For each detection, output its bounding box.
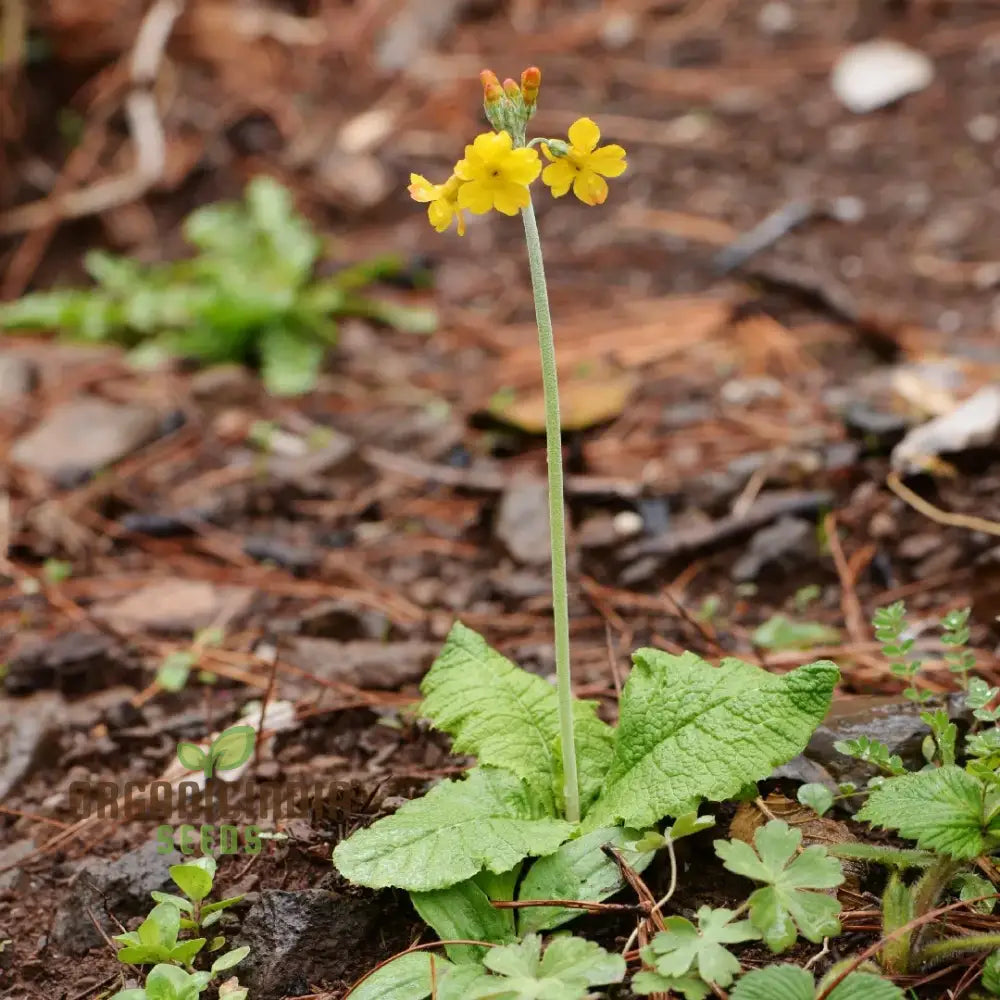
[483,80,504,105]
[520,66,541,106]
[480,69,500,95]
[502,78,520,100]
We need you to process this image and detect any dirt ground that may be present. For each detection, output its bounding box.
[3,1,1000,998]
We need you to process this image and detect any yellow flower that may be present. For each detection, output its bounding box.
[542,117,627,205]
[454,131,541,216]
[408,173,466,235]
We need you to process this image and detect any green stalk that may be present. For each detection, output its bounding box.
[520,192,580,824]
[914,932,1000,968]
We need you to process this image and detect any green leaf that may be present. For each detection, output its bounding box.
[208,725,255,776]
[138,902,182,950]
[409,875,516,964]
[420,622,614,813]
[642,906,760,988]
[201,894,245,915]
[158,651,195,692]
[856,766,998,859]
[586,651,838,830]
[176,742,209,772]
[107,991,147,1000]
[144,964,210,1000]
[669,812,717,841]
[467,933,625,1000]
[952,872,997,914]
[517,826,654,935]
[632,970,711,998]
[729,965,813,1000]
[168,937,207,965]
[332,767,573,891]
[834,736,907,776]
[753,615,840,651]
[149,891,194,914]
[715,821,843,953]
[828,843,936,869]
[170,858,216,902]
[345,952,455,1000]
[983,949,1000,995]
[258,325,325,397]
[211,946,250,974]
[797,783,834,817]
[825,973,907,1000]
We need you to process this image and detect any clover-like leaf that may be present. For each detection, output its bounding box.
[333,767,572,891]
[461,933,625,1000]
[632,970,711,998]
[797,783,834,817]
[420,622,613,812]
[857,766,1000,859]
[207,725,255,777]
[170,857,216,902]
[585,651,837,830]
[641,906,760,989]
[983,949,1000,995]
[715,821,843,952]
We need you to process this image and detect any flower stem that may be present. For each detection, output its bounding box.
[520,192,579,824]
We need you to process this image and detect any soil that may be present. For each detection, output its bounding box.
[3,1,1000,998]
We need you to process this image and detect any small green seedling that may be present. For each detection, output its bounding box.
[176,726,255,780]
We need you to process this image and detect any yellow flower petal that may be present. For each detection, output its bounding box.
[568,117,600,154]
[588,145,627,178]
[542,160,574,198]
[573,169,608,205]
[454,156,475,181]
[427,200,452,232]
[471,130,512,162]
[408,173,437,203]
[504,148,542,185]
[457,182,495,214]
[455,209,466,236]
[492,183,529,215]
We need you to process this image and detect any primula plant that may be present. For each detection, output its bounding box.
[333,67,855,1000]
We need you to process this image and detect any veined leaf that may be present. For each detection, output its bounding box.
[730,964,904,1000]
[345,952,455,1000]
[857,766,1000,859]
[585,651,838,830]
[420,622,614,812]
[332,767,572,892]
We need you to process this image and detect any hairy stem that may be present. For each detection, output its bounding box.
[915,932,1000,968]
[520,192,579,824]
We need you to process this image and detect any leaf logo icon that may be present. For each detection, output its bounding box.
[176,725,256,779]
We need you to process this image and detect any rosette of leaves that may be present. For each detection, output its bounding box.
[333,623,838,995]
[0,177,436,396]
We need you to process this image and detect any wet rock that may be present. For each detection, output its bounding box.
[496,478,551,566]
[0,692,63,800]
[52,839,184,955]
[93,579,254,635]
[0,839,36,891]
[732,516,813,582]
[805,695,970,790]
[238,887,413,999]
[831,40,933,114]
[11,397,160,479]
[281,637,438,690]
[5,632,136,695]
[0,354,38,401]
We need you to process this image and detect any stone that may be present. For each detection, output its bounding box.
[0,692,63,801]
[831,40,934,114]
[0,354,38,401]
[732,517,812,582]
[495,478,551,566]
[11,397,159,479]
[237,887,413,999]
[93,579,254,635]
[52,839,185,955]
[281,638,438,690]
[0,839,36,891]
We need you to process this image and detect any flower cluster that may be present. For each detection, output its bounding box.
[408,67,627,236]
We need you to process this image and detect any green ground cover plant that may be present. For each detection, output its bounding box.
[109,856,248,1000]
[0,177,435,395]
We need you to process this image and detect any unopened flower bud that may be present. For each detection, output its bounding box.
[502,78,520,100]
[520,66,541,106]
[480,69,501,96]
[483,80,504,105]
